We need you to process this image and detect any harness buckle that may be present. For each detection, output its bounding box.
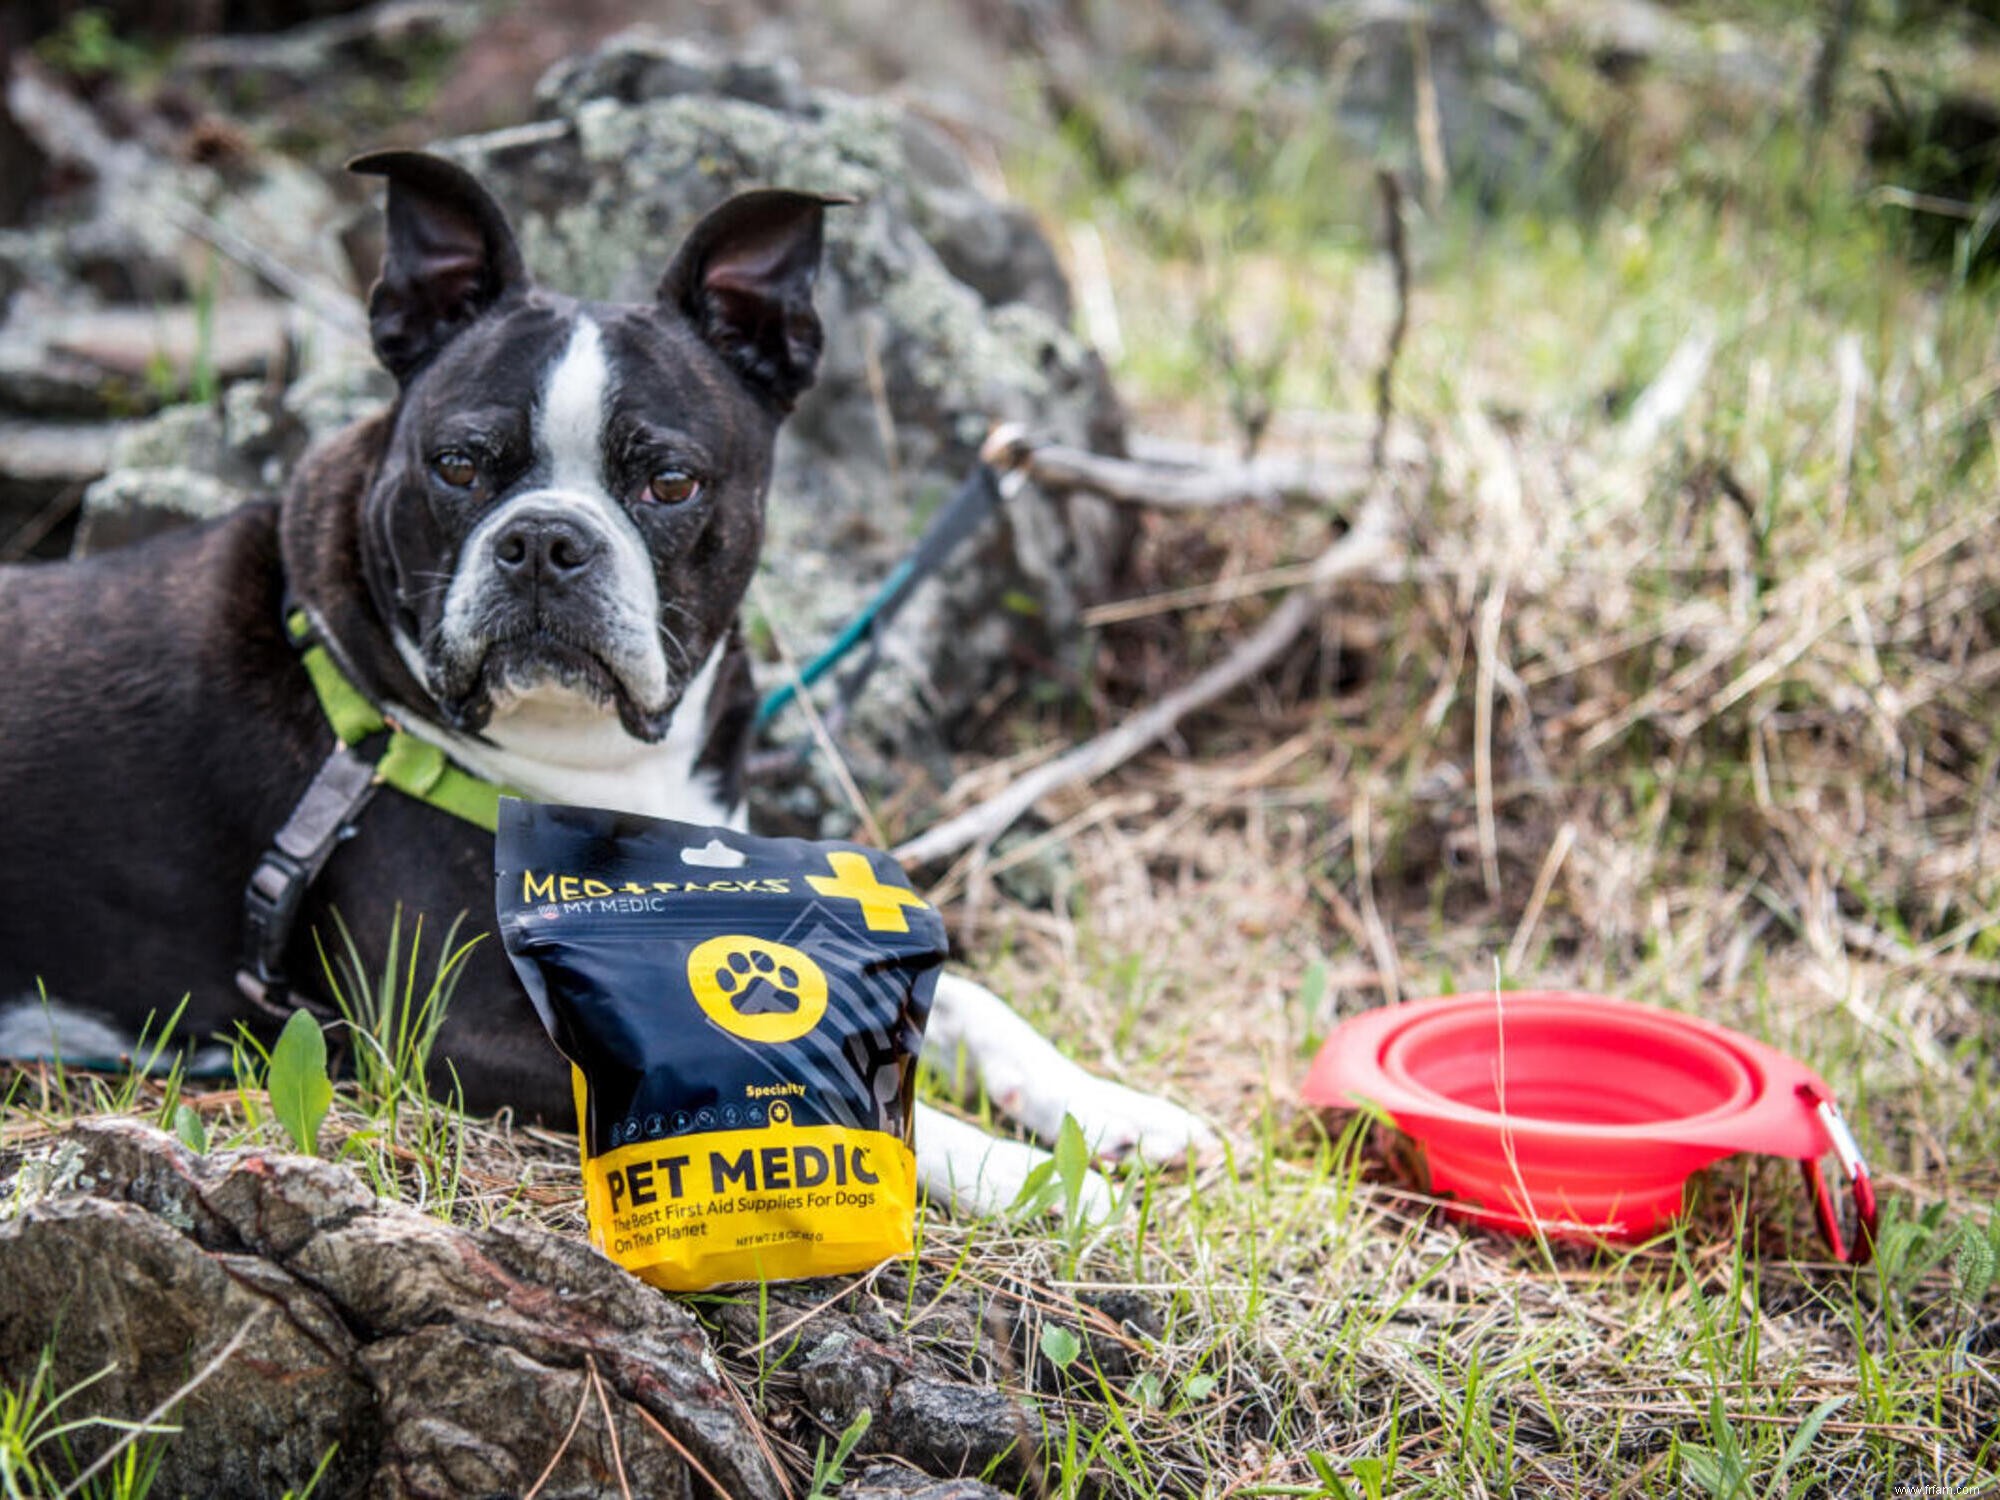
[239,849,312,1013]
[236,744,381,1016]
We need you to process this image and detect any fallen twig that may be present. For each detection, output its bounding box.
[521,1368,595,1500]
[1370,170,1410,478]
[585,1357,633,1500]
[1080,556,1412,627]
[893,488,1399,868]
[1000,407,1420,512]
[630,1406,742,1500]
[1004,437,1337,509]
[893,172,1416,870]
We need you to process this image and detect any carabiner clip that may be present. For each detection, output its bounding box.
[1798,1089,1877,1265]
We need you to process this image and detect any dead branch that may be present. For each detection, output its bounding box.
[1004,437,1355,509]
[894,491,1400,868]
[893,168,1418,870]
[1370,170,1410,478]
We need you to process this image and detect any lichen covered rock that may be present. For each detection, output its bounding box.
[0,1120,784,1500]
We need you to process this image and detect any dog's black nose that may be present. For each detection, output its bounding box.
[491,513,605,585]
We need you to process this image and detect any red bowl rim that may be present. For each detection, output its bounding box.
[1303,990,1832,1158]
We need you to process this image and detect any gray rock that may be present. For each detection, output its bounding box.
[881,1377,1039,1483]
[4,65,352,311]
[67,398,268,555]
[277,356,396,451]
[362,1325,697,1500]
[0,1120,1144,1493]
[0,1120,785,1500]
[534,33,813,120]
[172,0,483,103]
[845,1467,1014,1500]
[74,465,258,555]
[1327,0,1557,197]
[700,1261,1133,1483]
[0,417,131,554]
[0,334,153,419]
[798,1329,904,1428]
[0,1195,380,1498]
[67,367,376,556]
[33,300,294,387]
[0,417,126,481]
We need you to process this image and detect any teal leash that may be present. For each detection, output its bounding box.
[756,452,1012,730]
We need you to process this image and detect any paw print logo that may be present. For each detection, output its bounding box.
[687,935,829,1044]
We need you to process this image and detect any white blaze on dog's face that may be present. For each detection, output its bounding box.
[346,152,834,778]
[414,314,679,754]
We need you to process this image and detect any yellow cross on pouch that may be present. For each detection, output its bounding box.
[806,851,930,933]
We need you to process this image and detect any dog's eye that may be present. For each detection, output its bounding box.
[646,470,701,505]
[431,450,478,488]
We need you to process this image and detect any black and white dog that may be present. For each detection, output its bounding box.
[0,151,1213,1211]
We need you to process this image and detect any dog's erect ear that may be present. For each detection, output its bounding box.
[349,150,528,383]
[660,190,844,411]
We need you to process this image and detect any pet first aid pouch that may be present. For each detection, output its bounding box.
[496,798,945,1289]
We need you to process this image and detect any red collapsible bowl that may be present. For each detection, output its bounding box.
[1301,992,1875,1261]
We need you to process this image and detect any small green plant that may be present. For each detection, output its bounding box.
[169,1103,207,1155]
[1867,1197,2000,1331]
[308,909,480,1210]
[0,1343,171,1500]
[805,1409,871,1500]
[1944,1200,2000,1315]
[276,1445,339,1500]
[1675,1390,1847,1500]
[33,10,163,84]
[1007,1113,1113,1272]
[267,1010,333,1158]
[1040,1323,1083,1371]
[1675,1398,1752,1500]
[318,909,478,1119]
[1306,1449,1393,1500]
[1055,1113,1092,1233]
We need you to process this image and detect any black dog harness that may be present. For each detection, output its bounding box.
[237,608,509,1014]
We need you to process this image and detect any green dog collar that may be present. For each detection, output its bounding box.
[286,609,511,833]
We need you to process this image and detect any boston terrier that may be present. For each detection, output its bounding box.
[0,151,1214,1212]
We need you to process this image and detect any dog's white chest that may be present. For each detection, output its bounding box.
[391,633,742,828]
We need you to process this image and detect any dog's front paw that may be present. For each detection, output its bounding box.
[914,1103,1117,1222]
[1063,1074,1223,1167]
[925,972,1221,1172]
